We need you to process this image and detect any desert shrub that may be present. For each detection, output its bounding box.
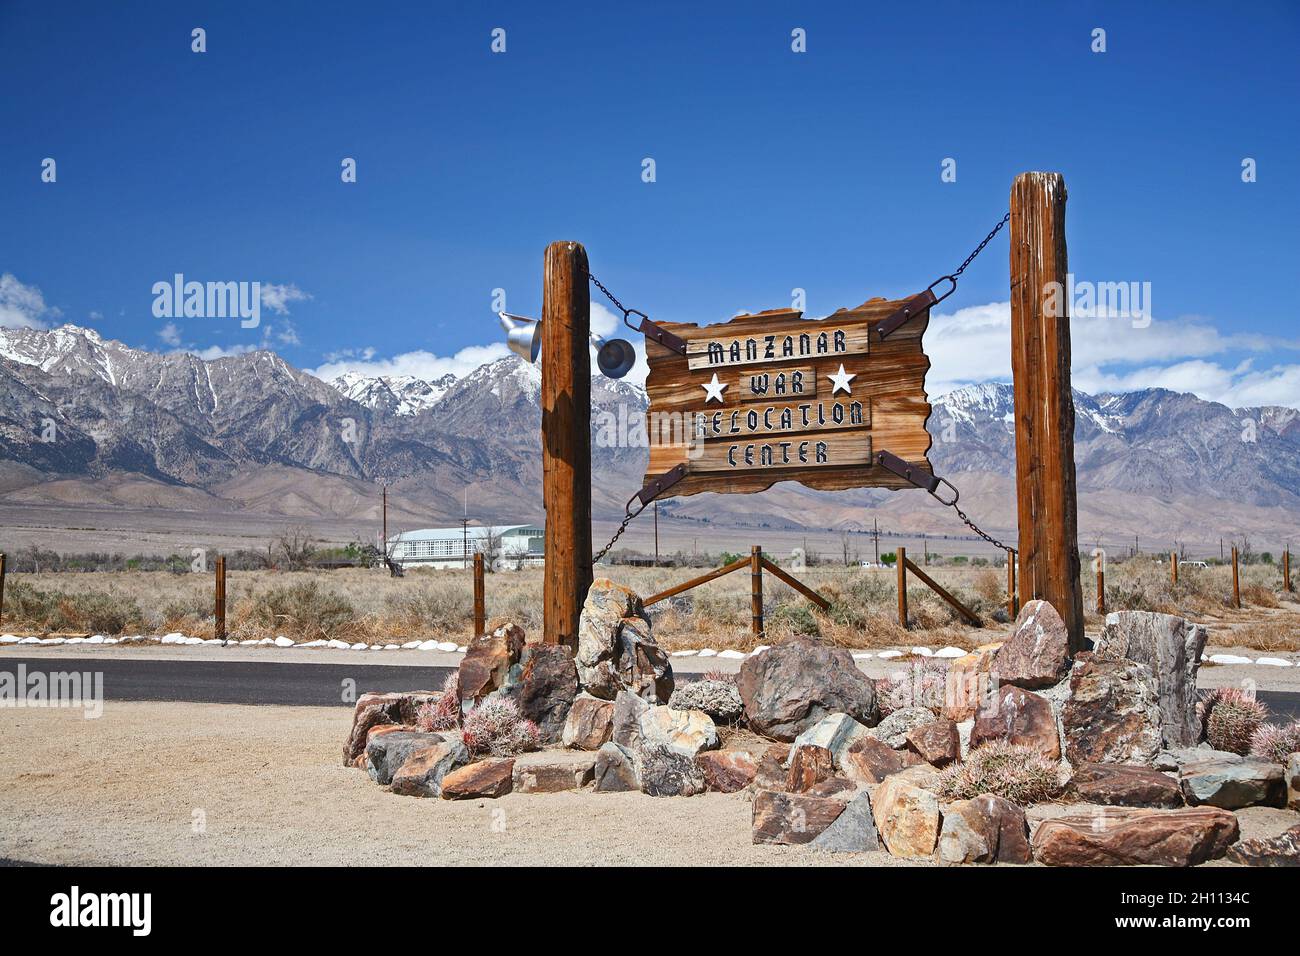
[765,602,820,638]
[415,672,462,733]
[936,740,1064,804]
[253,580,355,640]
[1249,720,1300,763]
[1203,688,1268,755]
[1,580,144,634]
[461,697,540,756]
[1241,585,1279,609]
[876,660,950,717]
[388,586,469,631]
[972,569,1003,604]
[702,668,737,684]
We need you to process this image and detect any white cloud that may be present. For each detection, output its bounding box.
[260,282,311,315]
[928,301,1300,409]
[0,273,61,329]
[310,342,513,382]
[158,322,182,347]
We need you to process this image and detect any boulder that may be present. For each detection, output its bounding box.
[638,705,719,757]
[458,623,526,703]
[440,757,514,799]
[576,580,673,702]
[867,707,935,749]
[1094,611,1208,748]
[668,679,744,723]
[1178,752,1286,809]
[365,730,445,786]
[561,693,615,750]
[342,691,439,764]
[937,794,1031,865]
[1289,753,1300,811]
[790,713,871,769]
[1068,763,1183,808]
[511,751,596,793]
[786,744,836,793]
[942,642,1002,721]
[752,790,846,845]
[1062,653,1162,766]
[738,636,877,741]
[810,792,880,853]
[611,690,651,750]
[970,686,1061,760]
[696,750,758,793]
[639,744,706,797]
[1031,807,1240,866]
[993,600,1071,690]
[1226,825,1300,866]
[874,772,942,859]
[905,718,961,768]
[753,743,793,791]
[389,739,470,797]
[806,776,859,801]
[842,737,906,785]
[593,742,640,792]
[508,644,579,745]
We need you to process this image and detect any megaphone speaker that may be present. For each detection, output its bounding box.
[498,312,541,363]
[595,337,637,379]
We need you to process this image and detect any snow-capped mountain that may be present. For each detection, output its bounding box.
[1,323,1298,539]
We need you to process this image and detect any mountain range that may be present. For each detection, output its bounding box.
[1,324,1297,553]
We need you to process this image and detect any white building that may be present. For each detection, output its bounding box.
[386,525,544,570]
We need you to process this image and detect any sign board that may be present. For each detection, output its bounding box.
[643,296,933,497]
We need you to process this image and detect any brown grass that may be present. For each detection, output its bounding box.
[2,558,1294,651]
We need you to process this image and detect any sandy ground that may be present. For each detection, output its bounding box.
[3,700,1297,867]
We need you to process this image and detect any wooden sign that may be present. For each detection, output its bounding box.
[644,296,933,496]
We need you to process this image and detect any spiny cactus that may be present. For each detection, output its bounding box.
[1249,719,1300,764]
[415,671,461,732]
[936,740,1064,804]
[1203,687,1268,755]
[460,697,540,757]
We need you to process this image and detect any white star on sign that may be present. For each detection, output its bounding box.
[701,373,727,404]
[827,364,855,395]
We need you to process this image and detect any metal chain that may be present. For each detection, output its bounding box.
[592,512,636,567]
[951,211,1010,280]
[587,272,627,314]
[952,502,1017,556]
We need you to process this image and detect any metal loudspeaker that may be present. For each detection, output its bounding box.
[498,312,541,363]
[593,335,637,379]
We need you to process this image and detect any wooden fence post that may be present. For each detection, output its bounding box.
[1010,172,1086,652]
[473,552,485,637]
[1284,548,1292,592]
[750,545,764,638]
[1231,547,1241,608]
[214,555,226,643]
[0,552,6,628]
[1096,561,1105,616]
[1006,556,1018,620]
[897,546,908,628]
[541,240,593,647]
[1171,551,1179,586]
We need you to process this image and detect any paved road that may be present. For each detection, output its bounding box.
[1,656,1298,718]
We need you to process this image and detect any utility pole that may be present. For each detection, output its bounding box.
[872,518,880,566]
[461,517,470,570]
[381,484,387,558]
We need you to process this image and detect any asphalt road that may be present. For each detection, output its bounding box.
[1,656,1298,718]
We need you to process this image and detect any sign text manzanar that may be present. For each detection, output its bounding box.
[644,297,933,497]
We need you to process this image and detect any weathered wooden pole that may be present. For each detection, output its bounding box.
[1010,172,1086,652]
[1231,546,1241,608]
[1096,563,1105,616]
[472,552,485,637]
[897,546,908,628]
[1171,551,1179,586]
[214,555,227,643]
[750,545,764,638]
[0,552,6,628]
[541,241,593,647]
[1284,548,1292,592]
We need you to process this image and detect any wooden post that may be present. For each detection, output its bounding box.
[473,552,485,637]
[0,552,6,628]
[541,241,593,647]
[750,545,763,638]
[1171,551,1179,586]
[1231,546,1241,608]
[897,546,908,628]
[214,555,226,643]
[1006,555,1018,620]
[1010,172,1086,652]
[1096,563,1105,616]
[1284,548,1292,592]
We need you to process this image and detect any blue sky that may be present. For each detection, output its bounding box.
[2,1,1298,406]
